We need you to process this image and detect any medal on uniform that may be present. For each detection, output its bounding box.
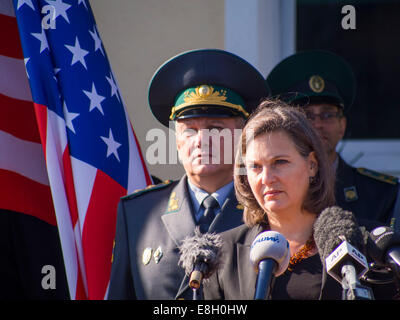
[142,247,152,265]
[153,246,163,264]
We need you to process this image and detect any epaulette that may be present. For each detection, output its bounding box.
[121,180,173,200]
[357,167,399,185]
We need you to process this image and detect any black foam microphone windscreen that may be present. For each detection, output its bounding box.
[314,206,365,262]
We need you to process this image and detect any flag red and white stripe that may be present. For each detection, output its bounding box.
[3,0,152,300]
[0,1,56,226]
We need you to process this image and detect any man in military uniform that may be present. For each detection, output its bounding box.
[267,50,400,228]
[108,49,270,299]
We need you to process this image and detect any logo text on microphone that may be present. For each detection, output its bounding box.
[251,235,280,249]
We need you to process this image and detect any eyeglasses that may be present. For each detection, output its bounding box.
[305,111,342,123]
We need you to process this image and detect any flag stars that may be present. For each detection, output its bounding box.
[83,83,106,115]
[101,129,122,162]
[17,0,35,10]
[31,28,49,53]
[63,101,80,134]
[24,58,30,79]
[78,0,88,10]
[45,0,71,23]
[65,37,89,69]
[89,26,104,56]
[53,67,61,82]
[106,72,120,102]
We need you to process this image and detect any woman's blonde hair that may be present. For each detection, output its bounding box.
[234,99,336,227]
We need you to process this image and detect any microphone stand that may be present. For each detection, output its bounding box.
[387,257,400,299]
[192,286,203,300]
[341,263,374,300]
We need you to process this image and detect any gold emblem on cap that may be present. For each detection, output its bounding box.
[170,85,249,120]
[309,75,325,93]
[198,85,212,97]
[153,246,163,264]
[186,85,226,103]
[142,247,152,265]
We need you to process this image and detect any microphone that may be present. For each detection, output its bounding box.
[250,231,290,300]
[314,206,374,300]
[179,228,223,298]
[369,226,400,277]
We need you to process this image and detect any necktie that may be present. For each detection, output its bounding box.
[199,195,219,233]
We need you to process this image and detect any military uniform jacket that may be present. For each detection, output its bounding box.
[335,156,399,226]
[107,175,244,300]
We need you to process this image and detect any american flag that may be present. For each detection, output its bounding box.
[1,0,152,299]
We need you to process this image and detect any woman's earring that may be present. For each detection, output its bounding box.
[309,176,316,184]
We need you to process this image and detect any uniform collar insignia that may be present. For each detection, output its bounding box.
[166,191,180,213]
[344,186,358,202]
[236,204,244,210]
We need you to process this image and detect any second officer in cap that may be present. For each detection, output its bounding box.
[108,49,270,299]
[267,50,399,227]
